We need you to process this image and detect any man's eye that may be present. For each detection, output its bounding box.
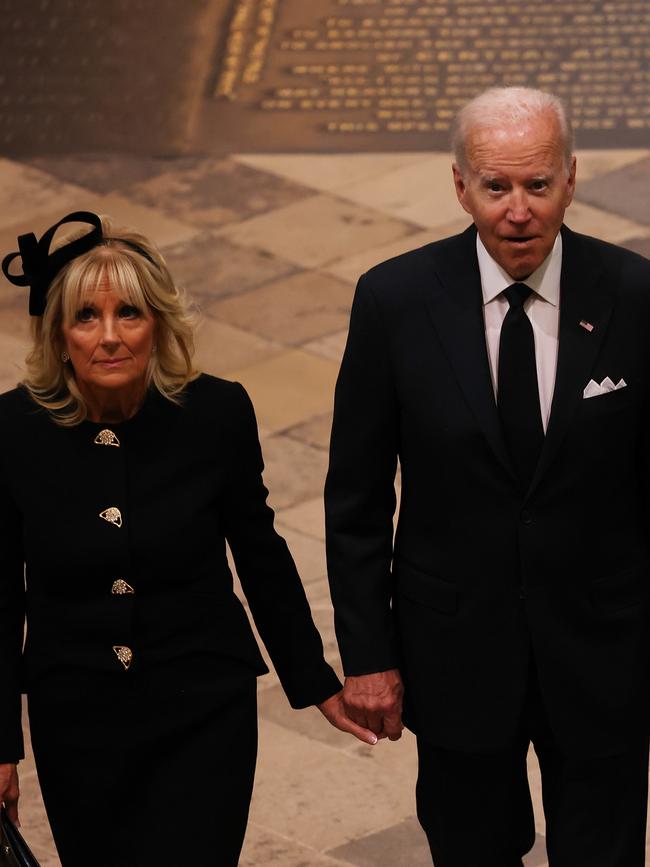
[75,307,96,322]
[531,180,547,191]
[488,183,503,192]
[119,305,140,318]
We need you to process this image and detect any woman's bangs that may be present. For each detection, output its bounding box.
[61,251,148,323]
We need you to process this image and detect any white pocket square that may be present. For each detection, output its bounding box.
[583,377,627,399]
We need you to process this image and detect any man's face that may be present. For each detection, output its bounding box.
[453,112,576,280]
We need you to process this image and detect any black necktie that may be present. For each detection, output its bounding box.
[497,282,544,489]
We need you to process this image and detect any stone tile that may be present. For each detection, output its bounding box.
[302,334,349,367]
[527,746,545,834]
[564,200,650,244]
[258,682,359,752]
[74,192,200,248]
[576,156,650,225]
[0,286,33,345]
[277,497,325,541]
[524,835,549,867]
[127,157,313,230]
[219,194,418,269]
[227,350,338,433]
[285,413,334,452]
[262,435,328,511]
[194,317,282,377]
[0,159,89,229]
[337,156,466,229]
[249,719,415,851]
[209,270,354,345]
[324,222,468,285]
[575,148,649,182]
[327,816,431,867]
[0,332,29,393]
[241,824,349,867]
[24,153,190,195]
[163,232,297,301]
[303,576,334,609]
[620,237,650,259]
[234,153,434,194]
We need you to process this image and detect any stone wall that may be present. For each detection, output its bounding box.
[0,0,233,155]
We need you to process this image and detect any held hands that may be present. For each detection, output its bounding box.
[0,763,19,825]
[317,668,404,745]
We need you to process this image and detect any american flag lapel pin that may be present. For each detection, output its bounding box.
[579,319,594,332]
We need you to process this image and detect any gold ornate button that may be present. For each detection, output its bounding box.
[99,507,122,528]
[113,646,133,671]
[111,579,135,595]
[94,429,120,447]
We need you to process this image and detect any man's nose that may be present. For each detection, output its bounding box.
[506,191,531,223]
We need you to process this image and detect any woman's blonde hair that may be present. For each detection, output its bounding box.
[22,215,200,426]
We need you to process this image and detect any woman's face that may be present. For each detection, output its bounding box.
[61,283,156,395]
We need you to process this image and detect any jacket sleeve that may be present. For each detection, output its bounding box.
[0,464,25,764]
[221,383,342,709]
[325,274,400,676]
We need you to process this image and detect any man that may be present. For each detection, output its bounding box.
[325,87,650,866]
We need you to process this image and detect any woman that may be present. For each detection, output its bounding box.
[0,212,376,867]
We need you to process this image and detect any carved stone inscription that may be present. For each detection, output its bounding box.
[208,0,650,150]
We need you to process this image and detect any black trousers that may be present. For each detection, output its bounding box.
[28,671,258,867]
[415,669,649,867]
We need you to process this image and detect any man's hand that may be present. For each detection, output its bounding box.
[0,763,19,825]
[343,669,404,741]
[317,692,379,745]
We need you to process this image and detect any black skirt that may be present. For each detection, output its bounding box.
[27,668,258,867]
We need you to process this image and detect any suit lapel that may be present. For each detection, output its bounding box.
[528,225,616,496]
[423,226,516,481]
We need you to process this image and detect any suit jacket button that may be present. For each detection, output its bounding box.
[521,509,533,525]
[113,646,133,671]
[111,579,135,595]
[94,429,120,447]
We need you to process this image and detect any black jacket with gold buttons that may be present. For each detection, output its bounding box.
[0,374,341,762]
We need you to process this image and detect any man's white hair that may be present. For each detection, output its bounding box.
[451,87,574,174]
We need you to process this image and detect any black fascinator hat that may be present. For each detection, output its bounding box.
[2,211,104,316]
[2,211,157,317]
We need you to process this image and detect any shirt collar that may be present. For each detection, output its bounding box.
[477,233,562,307]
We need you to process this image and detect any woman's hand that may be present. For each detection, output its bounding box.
[317,691,380,745]
[0,763,19,825]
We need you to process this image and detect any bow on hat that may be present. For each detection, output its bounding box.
[2,211,103,316]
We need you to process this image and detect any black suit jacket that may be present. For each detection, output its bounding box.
[326,224,650,756]
[0,374,341,762]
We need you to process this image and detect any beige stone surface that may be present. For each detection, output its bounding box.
[209,270,354,345]
[336,155,467,228]
[249,720,415,852]
[227,349,338,433]
[233,153,433,194]
[194,317,283,376]
[575,149,650,182]
[286,412,335,451]
[76,193,201,248]
[219,194,418,269]
[277,496,325,541]
[565,200,650,243]
[324,222,469,285]
[302,333,349,366]
[0,159,88,229]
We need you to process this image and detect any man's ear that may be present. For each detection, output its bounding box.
[452,164,472,215]
[564,155,577,208]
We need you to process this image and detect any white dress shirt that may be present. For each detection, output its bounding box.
[478,234,562,432]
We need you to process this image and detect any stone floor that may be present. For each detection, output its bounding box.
[1,148,650,866]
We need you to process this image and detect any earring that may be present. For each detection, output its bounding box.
[61,351,70,363]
